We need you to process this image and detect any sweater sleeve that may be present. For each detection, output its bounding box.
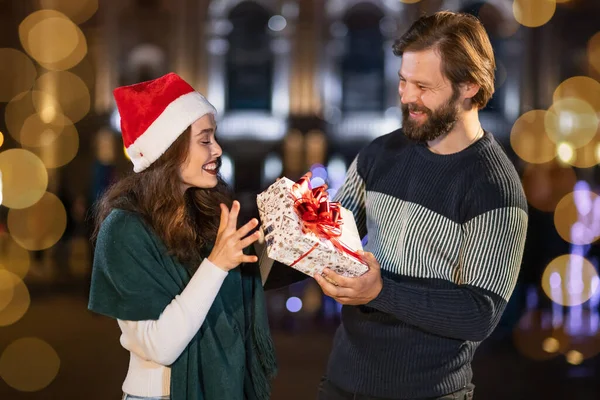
[368,205,528,341]
[117,258,227,366]
[333,156,368,239]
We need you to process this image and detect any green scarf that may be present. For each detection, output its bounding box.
[88,209,277,400]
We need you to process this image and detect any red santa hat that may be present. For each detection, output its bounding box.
[113,72,217,172]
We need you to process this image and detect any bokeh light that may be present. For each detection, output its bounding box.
[512,0,556,28]
[588,32,600,74]
[510,110,556,164]
[19,10,87,71]
[19,113,65,148]
[0,232,31,279]
[34,71,91,123]
[398,0,422,4]
[123,145,131,161]
[554,190,600,245]
[0,149,48,209]
[565,350,584,365]
[553,76,600,114]
[7,192,67,251]
[25,116,80,169]
[0,48,37,102]
[5,90,63,144]
[560,310,600,361]
[38,0,98,25]
[545,98,599,148]
[286,297,303,313]
[556,142,575,164]
[0,270,15,313]
[0,273,30,326]
[542,337,560,353]
[21,13,79,64]
[542,254,598,306]
[302,282,323,314]
[513,310,568,360]
[0,337,60,391]
[563,128,600,168]
[522,161,577,212]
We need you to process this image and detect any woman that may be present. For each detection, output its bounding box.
[88,73,276,400]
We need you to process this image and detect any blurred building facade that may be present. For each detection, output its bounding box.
[1,0,600,332]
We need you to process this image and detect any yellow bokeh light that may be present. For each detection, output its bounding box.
[512,0,556,28]
[0,232,31,280]
[26,17,79,64]
[545,98,598,149]
[563,130,600,169]
[0,149,48,209]
[510,110,556,164]
[25,116,79,169]
[302,282,323,314]
[522,161,576,212]
[588,32,600,74]
[7,192,67,251]
[0,273,30,326]
[0,337,60,391]
[5,90,63,143]
[542,254,598,307]
[513,310,566,360]
[554,190,600,245]
[40,106,58,124]
[0,270,15,313]
[0,131,4,148]
[123,145,131,160]
[556,142,575,163]
[38,0,98,25]
[542,337,560,353]
[19,10,87,71]
[553,76,600,114]
[34,71,91,124]
[0,48,37,102]
[565,350,584,365]
[20,113,64,147]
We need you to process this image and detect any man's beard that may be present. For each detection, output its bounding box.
[401,89,461,142]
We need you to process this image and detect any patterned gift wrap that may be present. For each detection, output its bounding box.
[256,175,368,278]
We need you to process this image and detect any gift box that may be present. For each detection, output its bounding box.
[256,175,368,278]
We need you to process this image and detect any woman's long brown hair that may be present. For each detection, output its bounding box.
[92,128,232,267]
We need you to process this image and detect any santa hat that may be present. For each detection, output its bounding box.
[113,72,217,173]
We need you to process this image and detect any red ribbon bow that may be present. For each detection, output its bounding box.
[288,174,365,267]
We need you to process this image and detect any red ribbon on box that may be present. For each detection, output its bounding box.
[288,173,366,267]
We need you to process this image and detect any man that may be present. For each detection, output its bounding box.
[312,11,528,400]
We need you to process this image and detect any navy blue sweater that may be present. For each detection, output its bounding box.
[326,129,528,399]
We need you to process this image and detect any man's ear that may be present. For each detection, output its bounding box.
[461,82,481,101]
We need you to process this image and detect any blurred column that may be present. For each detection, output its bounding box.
[98,0,119,112]
[290,0,321,117]
[172,0,195,84]
[196,0,211,95]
